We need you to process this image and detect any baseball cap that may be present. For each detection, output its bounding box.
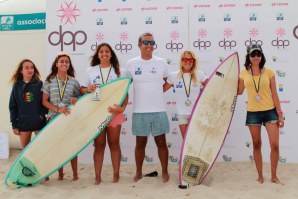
[248,44,263,54]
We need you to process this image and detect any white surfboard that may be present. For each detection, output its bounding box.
[179,53,239,188]
[5,77,131,188]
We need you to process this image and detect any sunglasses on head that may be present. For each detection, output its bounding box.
[250,51,262,57]
[181,58,195,63]
[142,40,156,45]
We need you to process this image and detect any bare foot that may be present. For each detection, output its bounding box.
[73,175,79,181]
[95,176,101,185]
[271,177,284,185]
[113,174,119,183]
[57,174,64,181]
[162,172,169,183]
[133,173,142,182]
[257,176,264,184]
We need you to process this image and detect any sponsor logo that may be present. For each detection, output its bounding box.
[120,17,128,25]
[279,156,286,163]
[276,13,284,20]
[145,155,153,162]
[245,141,252,148]
[276,70,286,77]
[223,155,232,162]
[145,16,152,24]
[115,32,132,53]
[121,155,128,162]
[193,29,211,50]
[0,16,14,30]
[166,31,184,52]
[219,28,237,50]
[48,25,87,51]
[172,113,178,121]
[271,27,290,49]
[198,14,206,22]
[57,2,80,25]
[171,16,178,24]
[169,156,178,163]
[249,13,257,21]
[96,18,103,25]
[223,13,231,21]
[278,84,283,92]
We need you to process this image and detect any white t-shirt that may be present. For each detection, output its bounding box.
[125,55,168,113]
[81,65,124,87]
[167,70,207,115]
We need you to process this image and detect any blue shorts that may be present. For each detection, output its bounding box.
[245,108,278,126]
[132,112,169,136]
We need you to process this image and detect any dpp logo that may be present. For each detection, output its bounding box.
[218,28,236,50]
[48,25,87,51]
[193,39,211,50]
[166,31,183,52]
[271,27,290,49]
[115,32,132,53]
[219,39,236,50]
[166,41,183,52]
[245,38,263,47]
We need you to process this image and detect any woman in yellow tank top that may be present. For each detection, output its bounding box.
[238,44,284,185]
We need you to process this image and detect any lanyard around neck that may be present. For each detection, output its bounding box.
[251,68,261,93]
[99,65,112,84]
[56,75,68,101]
[182,74,192,98]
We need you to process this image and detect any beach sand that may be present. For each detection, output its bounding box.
[1,150,297,199]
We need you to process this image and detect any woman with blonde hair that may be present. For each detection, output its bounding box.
[164,50,208,138]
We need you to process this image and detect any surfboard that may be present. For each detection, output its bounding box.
[179,52,239,188]
[5,77,131,188]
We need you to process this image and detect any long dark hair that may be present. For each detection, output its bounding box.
[46,52,76,82]
[244,44,266,70]
[90,43,120,77]
[10,59,41,84]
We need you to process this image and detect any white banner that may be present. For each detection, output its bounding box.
[46,0,298,164]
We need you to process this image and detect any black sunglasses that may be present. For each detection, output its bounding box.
[142,40,156,45]
[250,51,262,57]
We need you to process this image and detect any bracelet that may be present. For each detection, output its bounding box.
[276,110,283,115]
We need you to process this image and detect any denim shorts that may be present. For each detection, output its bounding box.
[132,112,169,136]
[246,108,278,126]
[178,114,190,125]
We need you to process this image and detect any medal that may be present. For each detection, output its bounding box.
[255,95,261,101]
[185,99,192,106]
[57,75,68,107]
[58,102,65,107]
[251,68,261,102]
[182,74,192,107]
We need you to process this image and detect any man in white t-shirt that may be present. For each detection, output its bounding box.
[126,32,170,183]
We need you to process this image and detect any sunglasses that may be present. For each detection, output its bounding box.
[181,58,195,63]
[142,40,156,45]
[250,51,262,57]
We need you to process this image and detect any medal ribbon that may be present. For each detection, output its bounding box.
[99,65,112,84]
[251,68,261,94]
[57,75,68,101]
[182,74,192,98]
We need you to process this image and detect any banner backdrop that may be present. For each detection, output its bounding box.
[46,0,298,164]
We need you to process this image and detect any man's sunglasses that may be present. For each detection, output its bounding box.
[250,51,262,57]
[181,58,195,63]
[142,40,156,45]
